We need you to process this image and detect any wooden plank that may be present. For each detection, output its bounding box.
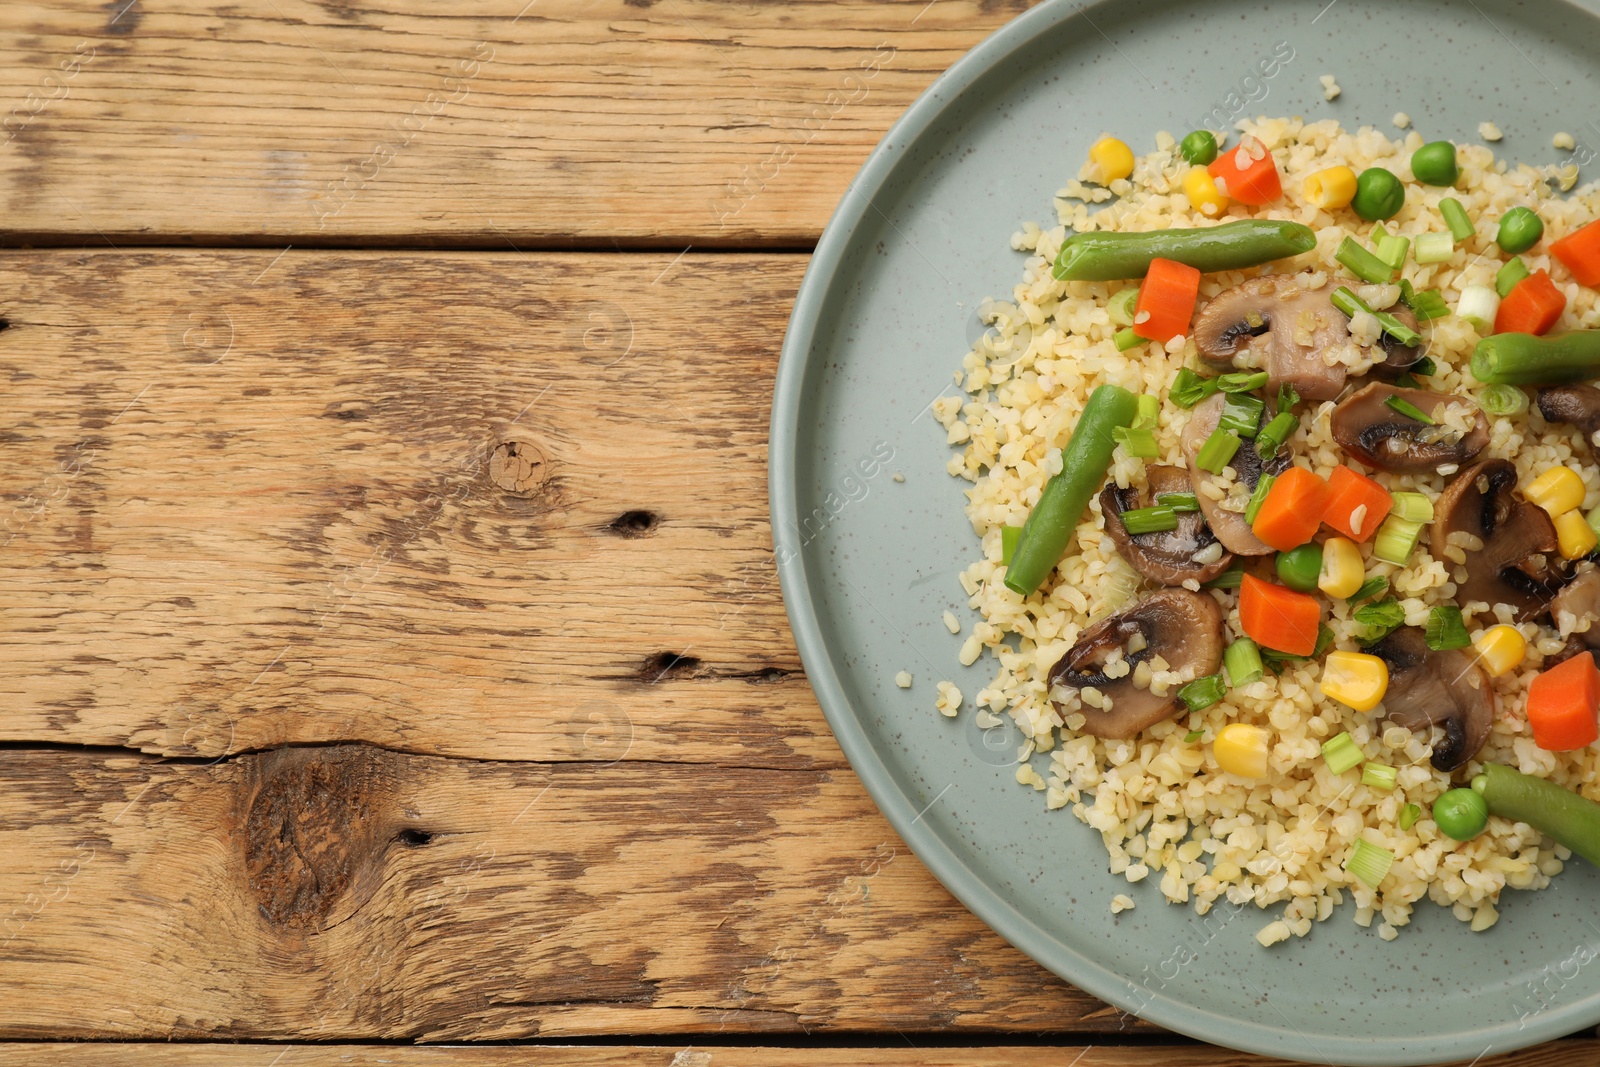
[0,748,1128,1038]
[1,1046,1597,1067]
[0,249,833,766]
[0,0,1030,247]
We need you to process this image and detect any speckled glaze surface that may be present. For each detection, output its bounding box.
[770,0,1600,1062]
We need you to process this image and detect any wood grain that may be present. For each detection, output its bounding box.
[0,249,826,766]
[0,748,1124,1039]
[0,0,1031,247]
[3,1044,1597,1067]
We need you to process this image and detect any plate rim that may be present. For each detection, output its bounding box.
[768,0,1600,1060]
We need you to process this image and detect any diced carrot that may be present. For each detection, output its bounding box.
[1321,466,1393,543]
[1133,257,1202,344]
[1250,466,1329,552]
[1526,654,1600,751]
[1239,573,1322,657]
[1495,270,1567,336]
[1552,218,1600,288]
[1207,139,1282,206]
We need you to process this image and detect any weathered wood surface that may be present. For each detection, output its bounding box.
[0,249,822,766]
[0,0,1030,247]
[3,1043,1597,1067]
[0,748,1121,1039]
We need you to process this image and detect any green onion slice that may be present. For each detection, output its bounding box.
[1196,428,1242,474]
[1345,837,1395,888]
[1413,231,1454,264]
[1361,763,1399,791]
[1108,286,1141,327]
[1425,604,1471,651]
[1384,394,1436,425]
[1224,637,1264,688]
[1388,492,1435,523]
[1496,256,1531,299]
[1178,673,1227,712]
[1113,425,1160,458]
[1321,731,1364,775]
[1348,575,1388,604]
[1114,327,1144,352]
[1277,383,1299,411]
[1217,370,1270,393]
[1169,368,1221,409]
[1203,565,1245,590]
[1479,383,1529,417]
[1376,234,1411,270]
[1120,505,1179,535]
[1254,411,1299,458]
[1243,473,1276,525]
[1354,597,1406,640]
[1399,803,1422,831]
[1155,492,1200,512]
[1372,515,1425,566]
[1183,729,1205,743]
[1440,197,1476,241]
[1218,393,1265,438]
[1336,236,1397,284]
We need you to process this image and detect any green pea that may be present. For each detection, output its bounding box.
[1497,207,1545,254]
[1353,167,1406,221]
[1180,130,1218,166]
[1410,141,1459,187]
[1275,543,1323,593]
[1433,787,1489,841]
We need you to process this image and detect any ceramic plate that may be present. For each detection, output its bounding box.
[771,0,1600,1061]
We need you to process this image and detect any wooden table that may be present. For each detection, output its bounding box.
[0,3,1591,1065]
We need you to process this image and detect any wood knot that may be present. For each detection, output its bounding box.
[488,438,551,496]
[240,745,402,930]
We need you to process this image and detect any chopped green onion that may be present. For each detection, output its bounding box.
[1348,575,1389,604]
[1479,384,1529,417]
[1388,491,1435,523]
[1134,393,1160,426]
[1277,383,1299,411]
[1178,673,1227,712]
[1400,280,1452,322]
[1362,762,1398,791]
[1218,393,1265,438]
[1155,492,1200,512]
[1169,368,1221,409]
[1261,624,1333,670]
[1376,234,1411,270]
[1336,236,1396,284]
[1413,232,1455,264]
[1108,286,1141,327]
[1495,256,1531,299]
[1001,525,1023,566]
[1114,327,1144,352]
[1586,503,1600,543]
[1218,370,1270,393]
[1384,394,1436,425]
[1184,729,1205,743]
[1399,803,1423,831]
[1440,197,1475,241]
[1203,565,1245,590]
[1425,604,1471,651]
[1354,597,1406,640]
[1331,286,1423,347]
[1113,424,1159,458]
[1330,285,1365,319]
[1412,356,1438,376]
[1370,223,1389,244]
[1457,286,1500,333]
[1244,473,1276,525]
[1225,637,1264,687]
[1345,836,1395,888]
[1322,731,1364,775]
[1120,505,1179,535]
[1254,411,1299,458]
[1373,515,1425,565]
[1196,428,1242,474]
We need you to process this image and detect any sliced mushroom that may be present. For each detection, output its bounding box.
[1192,274,1354,401]
[1329,383,1490,474]
[1180,393,1289,556]
[1366,627,1495,772]
[1537,384,1600,457]
[1047,590,1224,739]
[1550,565,1600,667]
[1431,459,1563,623]
[1101,465,1234,586]
[1367,306,1426,380]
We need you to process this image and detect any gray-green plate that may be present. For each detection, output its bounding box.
[770,0,1600,1062]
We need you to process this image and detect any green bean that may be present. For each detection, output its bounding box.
[1469,330,1600,385]
[1004,384,1139,596]
[1052,220,1317,281]
[1473,763,1600,867]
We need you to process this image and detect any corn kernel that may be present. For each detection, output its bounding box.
[1555,508,1598,559]
[1303,166,1358,211]
[1319,650,1389,712]
[1525,466,1586,517]
[1182,166,1229,217]
[1473,624,1527,678]
[1088,136,1136,184]
[1213,722,1270,779]
[1317,536,1365,598]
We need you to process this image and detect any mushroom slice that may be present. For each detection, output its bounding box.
[1329,383,1490,474]
[1366,627,1495,772]
[1537,384,1600,457]
[1191,273,1353,402]
[1431,459,1563,623]
[1550,565,1600,667]
[1101,465,1234,586]
[1047,590,1224,739]
[1367,306,1425,380]
[1180,393,1288,557]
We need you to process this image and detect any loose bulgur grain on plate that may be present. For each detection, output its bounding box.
[939,116,1600,942]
